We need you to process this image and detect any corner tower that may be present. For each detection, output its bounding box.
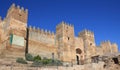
[56,21,76,64]
[6,3,28,23]
[4,3,28,58]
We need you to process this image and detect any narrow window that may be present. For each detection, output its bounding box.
[90,43,92,46]
[68,37,70,40]
[19,13,22,16]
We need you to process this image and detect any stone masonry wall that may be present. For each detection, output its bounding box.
[29,26,55,46]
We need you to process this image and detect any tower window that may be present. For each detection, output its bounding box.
[19,14,22,16]
[90,43,92,46]
[68,37,70,40]
[67,26,68,29]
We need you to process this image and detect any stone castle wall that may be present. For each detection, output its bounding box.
[28,26,57,59]
[0,3,119,65]
[100,41,118,54]
[29,26,55,45]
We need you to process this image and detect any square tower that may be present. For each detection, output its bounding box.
[56,21,76,64]
[79,29,95,47]
[79,30,96,60]
[3,3,28,58]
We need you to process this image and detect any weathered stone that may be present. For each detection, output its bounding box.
[0,3,118,69]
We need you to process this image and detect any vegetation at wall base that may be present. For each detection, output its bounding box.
[16,58,27,64]
[18,53,62,66]
[31,60,42,67]
[33,55,41,61]
[25,53,34,61]
[31,59,62,67]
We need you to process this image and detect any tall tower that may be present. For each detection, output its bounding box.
[79,30,96,60]
[4,3,28,58]
[79,30,95,47]
[6,3,28,37]
[56,21,76,64]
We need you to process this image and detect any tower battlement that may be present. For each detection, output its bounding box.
[56,21,73,28]
[79,29,94,37]
[7,3,28,23]
[78,29,96,47]
[8,3,28,14]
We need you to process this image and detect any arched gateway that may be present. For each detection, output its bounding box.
[76,48,83,65]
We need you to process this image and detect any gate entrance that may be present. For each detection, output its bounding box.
[76,55,79,65]
[76,48,82,65]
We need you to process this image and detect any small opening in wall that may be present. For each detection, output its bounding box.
[67,26,68,29]
[19,14,22,16]
[68,37,70,40]
[90,43,92,46]
[103,64,106,68]
[112,58,119,64]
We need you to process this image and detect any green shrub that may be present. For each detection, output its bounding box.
[42,59,49,65]
[16,58,27,64]
[25,53,34,61]
[41,58,54,65]
[33,55,41,61]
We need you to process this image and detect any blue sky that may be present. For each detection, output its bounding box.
[0,0,120,51]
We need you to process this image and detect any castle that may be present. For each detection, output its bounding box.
[0,4,118,65]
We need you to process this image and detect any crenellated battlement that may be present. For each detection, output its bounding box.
[100,40,118,53]
[28,25,55,45]
[56,21,74,28]
[100,40,111,49]
[111,43,118,46]
[79,29,94,37]
[101,41,117,46]
[28,25,55,37]
[78,29,94,40]
[100,40,111,45]
[8,3,28,14]
[6,3,28,23]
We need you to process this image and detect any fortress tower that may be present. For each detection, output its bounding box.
[4,3,28,58]
[79,30,95,47]
[56,21,76,64]
[79,30,96,60]
[6,3,28,36]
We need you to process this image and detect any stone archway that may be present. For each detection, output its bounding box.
[76,48,82,65]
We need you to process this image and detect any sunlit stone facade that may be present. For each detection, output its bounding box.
[0,4,118,65]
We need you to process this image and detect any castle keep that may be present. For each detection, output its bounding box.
[0,4,118,65]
